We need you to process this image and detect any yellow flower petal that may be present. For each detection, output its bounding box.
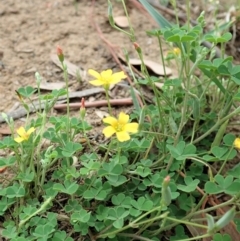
[101,69,113,79]
[27,127,35,135]
[116,131,130,142]
[124,123,139,133]
[234,138,240,149]
[89,79,105,86]
[118,112,129,125]
[14,137,24,143]
[88,69,101,79]
[111,71,127,82]
[15,126,35,143]
[103,116,118,125]
[103,126,116,138]
[16,126,26,137]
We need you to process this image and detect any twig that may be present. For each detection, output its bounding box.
[54,98,133,110]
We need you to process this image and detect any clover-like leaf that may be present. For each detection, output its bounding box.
[61,141,83,157]
[53,180,79,195]
[177,177,199,192]
[17,86,36,98]
[71,209,91,223]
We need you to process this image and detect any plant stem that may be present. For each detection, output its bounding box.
[105,90,112,115]
[18,197,53,231]
[61,62,70,142]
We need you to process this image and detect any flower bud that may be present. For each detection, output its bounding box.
[80,98,86,120]
[107,0,115,27]
[35,72,42,86]
[161,176,172,206]
[215,207,236,230]
[56,45,64,63]
[133,42,142,54]
[0,166,7,173]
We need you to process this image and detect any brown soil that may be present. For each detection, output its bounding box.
[0,0,163,128]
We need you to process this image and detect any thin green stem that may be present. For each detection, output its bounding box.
[105,90,112,115]
[18,197,53,231]
[61,62,70,142]
[193,106,240,144]
[217,145,234,175]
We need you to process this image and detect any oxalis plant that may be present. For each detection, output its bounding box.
[1,1,240,241]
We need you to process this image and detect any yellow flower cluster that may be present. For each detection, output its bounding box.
[88,69,139,142]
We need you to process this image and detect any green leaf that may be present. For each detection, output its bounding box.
[73,222,89,235]
[203,34,216,43]
[32,224,55,239]
[65,200,82,213]
[234,218,240,234]
[211,146,228,159]
[106,175,127,187]
[112,193,125,206]
[204,181,222,194]
[71,209,91,223]
[167,141,185,158]
[216,32,232,43]
[204,175,235,194]
[198,60,214,69]
[170,225,188,240]
[0,197,15,215]
[139,0,172,29]
[52,231,74,241]
[202,154,217,162]
[181,33,196,42]
[228,163,240,178]
[53,180,79,195]
[177,193,195,211]
[225,181,240,195]
[17,86,36,98]
[61,141,83,157]
[17,168,34,182]
[212,233,232,241]
[177,177,199,192]
[0,156,16,168]
[113,218,124,229]
[5,183,25,198]
[83,181,110,201]
[107,207,129,229]
[221,149,237,160]
[167,34,181,42]
[135,166,151,177]
[2,226,17,239]
[219,133,236,147]
[131,197,153,211]
[213,58,226,67]
[217,65,230,75]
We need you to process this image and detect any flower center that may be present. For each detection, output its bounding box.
[22,132,29,140]
[115,122,124,132]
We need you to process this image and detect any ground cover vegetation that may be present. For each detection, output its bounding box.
[1,0,240,240]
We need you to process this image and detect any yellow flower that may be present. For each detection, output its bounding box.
[102,112,139,142]
[173,47,181,55]
[88,69,127,89]
[234,138,240,149]
[14,127,35,143]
